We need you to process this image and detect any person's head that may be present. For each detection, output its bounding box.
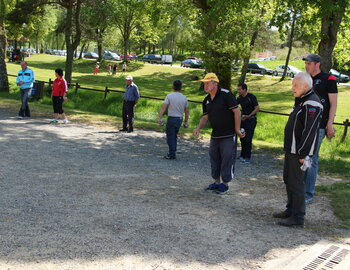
[291,72,313,98]
[237,83,248,96]
[55,68,64,78]
[199,73,219,94]
[20,61,27,71]
[125,75,133,85]
[173,80,182,91]
[303,54,321,76]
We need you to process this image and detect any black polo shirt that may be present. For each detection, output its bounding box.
[312,72,337,128]
[237,92,259,117]
[202,88,238,139]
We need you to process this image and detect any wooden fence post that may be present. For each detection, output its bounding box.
[75,82,79,94]
[341,119,349,142]
[104,86,109,99]
[49,78,52,85]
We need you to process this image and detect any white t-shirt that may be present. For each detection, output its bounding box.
[164,92,188,117]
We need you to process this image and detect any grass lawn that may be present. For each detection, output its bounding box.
[4,54,350,178]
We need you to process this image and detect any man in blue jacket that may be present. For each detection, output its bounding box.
[273,72,323,227]
[16,61,35,119]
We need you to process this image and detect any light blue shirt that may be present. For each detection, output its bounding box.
[16,68,35,89]
[124,83,140,101]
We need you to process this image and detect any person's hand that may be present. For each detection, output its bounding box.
[326,125,335,140]
[299,159,304,164]
[63,96,68,102]
[158,118,164,126]
[241,115,248,121]
[193,128,200,137]
[237,130,245,138]
[183,122,188,128]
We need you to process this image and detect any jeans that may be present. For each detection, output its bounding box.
[209,136,237,183]
[304,128,325,199]
[239,117,257,160]
[166,116,183,158]
[18,88,31,117]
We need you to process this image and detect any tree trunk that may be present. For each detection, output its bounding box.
[280,12,296,82]
[317,10,344,72]
[0,0,9,92]
[97,30,103,62]
[64,0,82,84]
[79,42,86,59]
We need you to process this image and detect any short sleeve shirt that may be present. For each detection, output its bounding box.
[312,72,338,128]
[237,93,259,117]
[202,88,238,138]
[164,92,188,117]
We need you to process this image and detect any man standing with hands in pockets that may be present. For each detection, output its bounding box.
[193,73,245,195]
[16,61,34,119]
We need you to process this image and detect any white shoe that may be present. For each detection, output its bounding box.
[63,118,69,124]
[17,116,23,119]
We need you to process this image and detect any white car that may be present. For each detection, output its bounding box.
[274,65,302,78]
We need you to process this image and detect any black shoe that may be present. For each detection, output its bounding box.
[119,128,128,132]
[164,154,176,160]
[273,211,292,219]
[277,217,304,227]
[127,129,133,133]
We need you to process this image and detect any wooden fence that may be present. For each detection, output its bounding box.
[8,74,349,141]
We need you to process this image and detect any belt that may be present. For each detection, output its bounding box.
[124,99,135,102]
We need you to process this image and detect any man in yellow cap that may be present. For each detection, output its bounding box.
[193,73,245,194]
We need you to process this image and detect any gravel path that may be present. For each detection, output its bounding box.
[0,106,348,270]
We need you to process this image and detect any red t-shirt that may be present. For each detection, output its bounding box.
[52,77,68,97]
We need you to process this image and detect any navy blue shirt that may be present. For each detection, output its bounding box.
[124,83,140,101]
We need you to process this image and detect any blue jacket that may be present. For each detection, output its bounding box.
[124,83,140,101]
[16,68,35,89]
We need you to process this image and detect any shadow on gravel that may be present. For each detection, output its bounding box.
[0,107,337,268]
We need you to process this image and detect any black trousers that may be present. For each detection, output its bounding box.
[239,117,257,159]
[283,153,306,221]
[122,100,135,130]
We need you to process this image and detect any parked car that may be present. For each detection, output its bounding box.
[84,52,99,59]
[103,51,121,61]
[120,54,136,60]
[246,63,273,75]
[274,65,301,78]
[161,54,173,64]
[142,54,162,63]
[181,59,203,68]
[329,69,350,83]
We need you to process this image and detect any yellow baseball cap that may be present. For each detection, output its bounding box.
[199,73,219,83]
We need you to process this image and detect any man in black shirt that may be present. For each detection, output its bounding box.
[303,54,338,204]
[237,83,260,163]
[273,72,323,227]
[193,73,245,194]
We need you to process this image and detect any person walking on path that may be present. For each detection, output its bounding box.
[158,80,189,160]
[193,73,245,195]
[237,83,260,164]
[120,75,139,133]
[273,72,323,227]
[50,68,69,124]
[107,64,112,75]
[16,61,34,119]
[302,54,338,204]
[122,62,127,73]
[93,62,100,75]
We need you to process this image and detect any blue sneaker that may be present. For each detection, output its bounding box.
[215,183,229,195]
[305,196,314,204]
[205,182,220,192]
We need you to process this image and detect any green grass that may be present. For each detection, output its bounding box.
[4,54,350,179]
[317,182,350,229]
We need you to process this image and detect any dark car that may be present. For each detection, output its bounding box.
[247,63,273,75]
[84,52,99,59]
[330,69,350,83]
[181,59,203,68]
[142,54,161,63]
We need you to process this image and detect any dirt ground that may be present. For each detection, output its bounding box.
[0,106,349,270]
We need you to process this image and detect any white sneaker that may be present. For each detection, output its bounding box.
[17,116,23,119]
[63,118,69,124]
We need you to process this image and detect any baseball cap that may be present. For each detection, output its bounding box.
[302,54,322,63]
[199,73,219,83]
[125,75,133,80]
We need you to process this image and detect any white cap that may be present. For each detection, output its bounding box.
[125,75,133,80]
